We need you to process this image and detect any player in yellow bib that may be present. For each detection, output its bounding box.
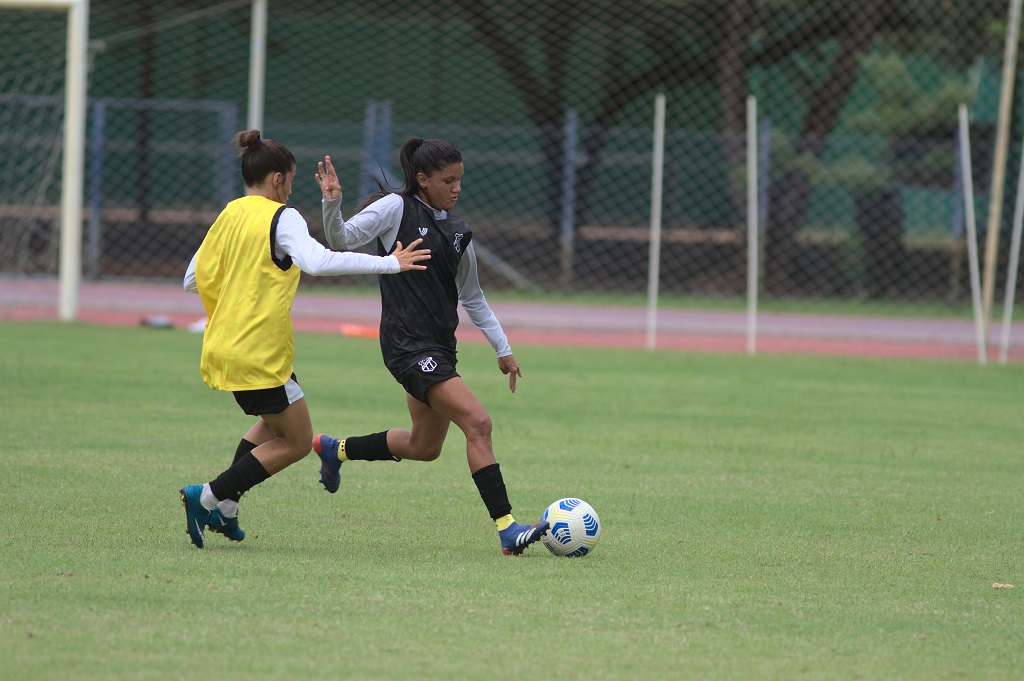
[178,129,430,549]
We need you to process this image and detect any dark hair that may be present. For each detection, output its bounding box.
[234,129,295,187]
[358,137,462,210]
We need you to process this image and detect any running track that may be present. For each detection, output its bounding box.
[2,277,1022,362]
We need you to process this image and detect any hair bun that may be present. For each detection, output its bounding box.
[235,129,262,150]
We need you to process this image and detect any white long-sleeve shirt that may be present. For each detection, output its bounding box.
[322,193,512,357]
[184,205,399,293]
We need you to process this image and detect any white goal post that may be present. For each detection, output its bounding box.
[2,1,269,321]
[3,0,89,321]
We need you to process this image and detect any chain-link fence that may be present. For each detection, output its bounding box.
[3,1,1024,346]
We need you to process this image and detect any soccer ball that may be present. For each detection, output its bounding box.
[540,498,601,557]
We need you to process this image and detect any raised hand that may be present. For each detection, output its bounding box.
[392,238,431,272]
[315,155,341,200]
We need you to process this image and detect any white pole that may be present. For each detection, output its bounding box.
[12,0,89,321]
[746,95,759,356]
[646,93,667,351]
[59,0,88,321]
[559,108,579,288]
[959,104,988,365]
[982,0,1024,341]
[997,132,1024,363]
[247,0,268,130]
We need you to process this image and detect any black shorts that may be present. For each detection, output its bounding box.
[232,374,304,416]
[391,352,459,406]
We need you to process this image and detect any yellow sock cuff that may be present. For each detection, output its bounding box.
[495,514,515,531]
[338,438,349,462]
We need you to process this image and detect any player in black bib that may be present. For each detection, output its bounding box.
[313,138,548,555]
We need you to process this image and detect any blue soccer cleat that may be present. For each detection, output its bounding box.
[180,484,212,549]
[499,520,550,556]
[206,508,245,542]
[312,434,343,494]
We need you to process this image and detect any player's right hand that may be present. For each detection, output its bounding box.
[393,238,430,271]
[316,155,341,200]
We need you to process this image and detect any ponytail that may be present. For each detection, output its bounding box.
[398,138,462,195]
[357,137,462,210]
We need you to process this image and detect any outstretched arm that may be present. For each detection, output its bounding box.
[276,207,427,276]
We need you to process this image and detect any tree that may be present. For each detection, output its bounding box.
[454,0,1007,290]
[455,0,587,231]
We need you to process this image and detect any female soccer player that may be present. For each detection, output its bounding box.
[179,129,430,548]
[312,137,548,555]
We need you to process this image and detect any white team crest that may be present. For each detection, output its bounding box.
[418,356,437,372]
[418,227,428,236]
[453,232,464,252]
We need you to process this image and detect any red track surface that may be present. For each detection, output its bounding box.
[3,277,1022,362]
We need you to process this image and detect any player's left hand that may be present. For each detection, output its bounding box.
[498,354,521,393]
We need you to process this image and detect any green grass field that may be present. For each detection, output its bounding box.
[2,321,1022,680]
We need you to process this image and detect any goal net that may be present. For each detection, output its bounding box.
[0,4,70,277]
[1,1,236,321]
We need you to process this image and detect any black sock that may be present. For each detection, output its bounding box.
[233,438,257,465]
[345,431,398,461]
[472,463,512,521]
[225,439,258,501]
[209,452,271,502]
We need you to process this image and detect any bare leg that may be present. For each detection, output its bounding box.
[423,377,495,473]
[242,418,276,447]
[374,378,544,554]
[384,378,495,473]
[385,392,451,462]
[248,397,313,475]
